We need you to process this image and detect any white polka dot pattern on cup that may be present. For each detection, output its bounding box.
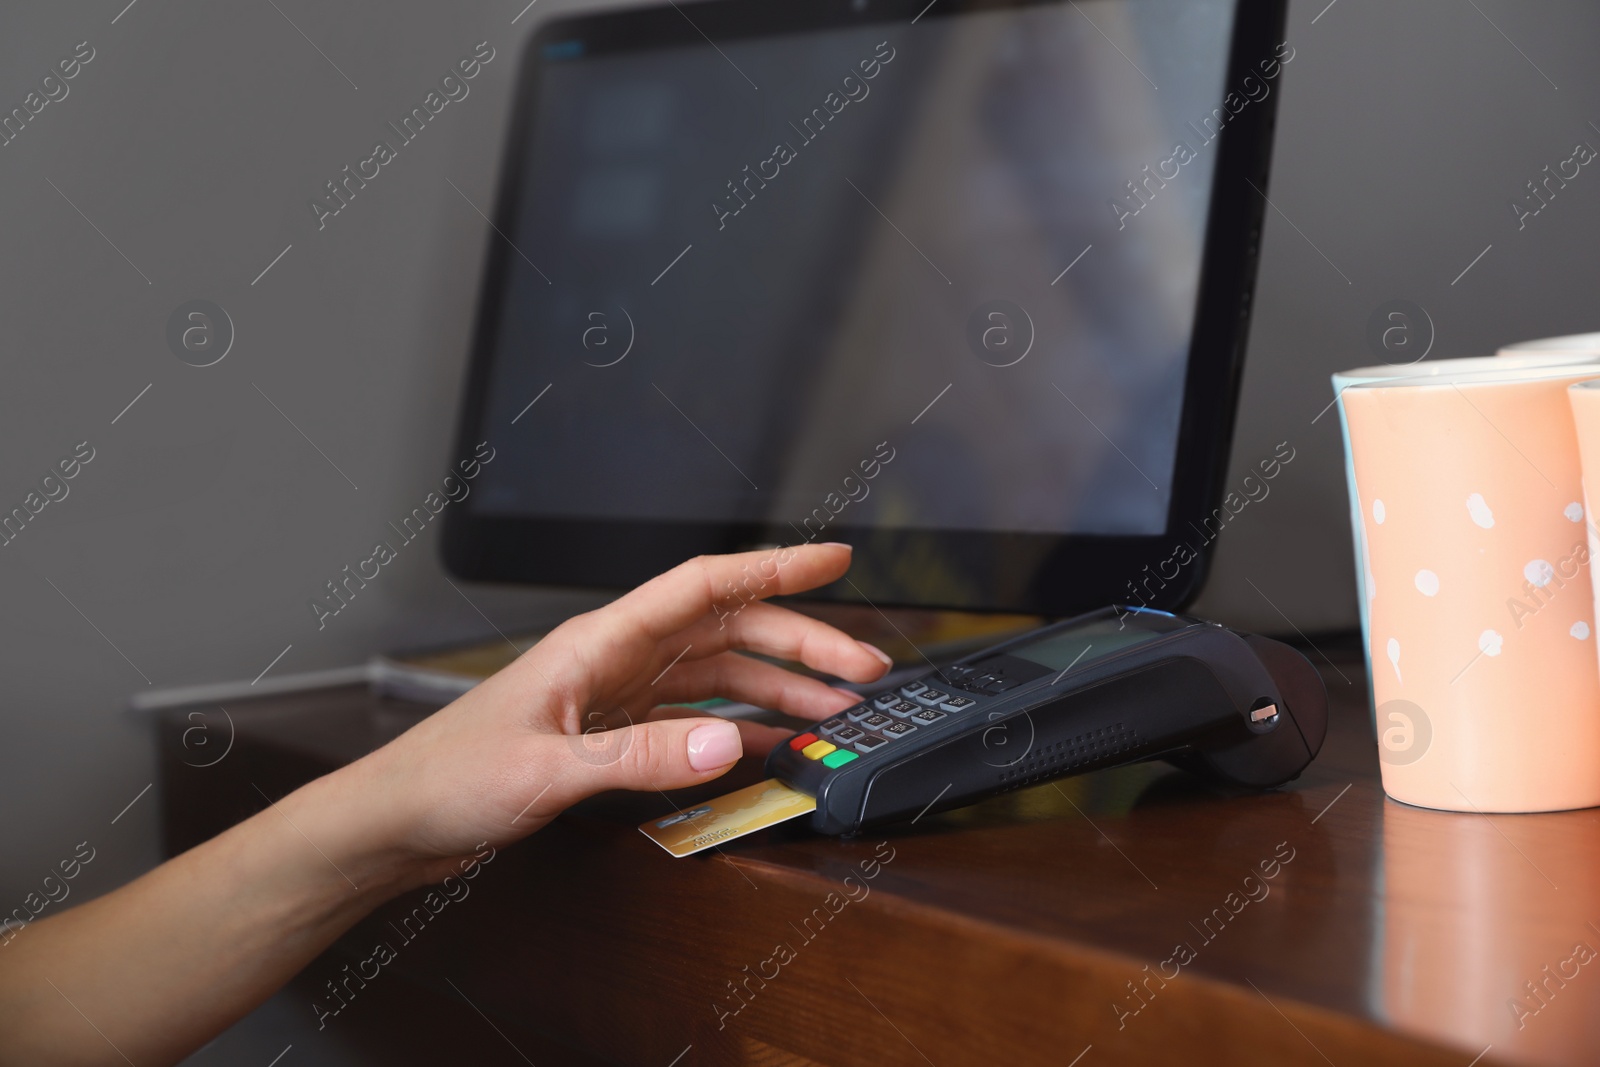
[1574,621,1592,640]
[1466,493,1495,529]
[1566,502,1585,522]
[1414,570,1439,596]
[1525,560,1556,588]
[1373,499,1386,525]
[1479,630,1504,656]
[1386,637,1401,682]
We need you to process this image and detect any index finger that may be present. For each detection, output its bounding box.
[612,544,853,642]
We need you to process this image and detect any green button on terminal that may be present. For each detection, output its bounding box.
[822,749,859,769]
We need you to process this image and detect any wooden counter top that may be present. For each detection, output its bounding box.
[158,650,1600,1066]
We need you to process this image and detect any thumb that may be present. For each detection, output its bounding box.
[562,717,744,798]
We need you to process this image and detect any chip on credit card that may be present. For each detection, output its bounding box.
[638,778,815,858]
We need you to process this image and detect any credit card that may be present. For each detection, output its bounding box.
[638,778,816,858]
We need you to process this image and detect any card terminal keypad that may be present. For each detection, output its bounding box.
[793,665,996,761]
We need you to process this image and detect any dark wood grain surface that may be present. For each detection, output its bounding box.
[158,652,1600,1066]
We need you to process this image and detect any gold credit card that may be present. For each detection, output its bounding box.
[638,778,816,858]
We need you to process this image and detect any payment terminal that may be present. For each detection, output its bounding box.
[765,607,1328,834]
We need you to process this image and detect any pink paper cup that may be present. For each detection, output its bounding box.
[1341,364,1600,812]
[1567,380,1600,674]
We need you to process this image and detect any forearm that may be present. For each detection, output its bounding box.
[0,763,417,1067]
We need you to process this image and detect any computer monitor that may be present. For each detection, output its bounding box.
[443,0,1285,615]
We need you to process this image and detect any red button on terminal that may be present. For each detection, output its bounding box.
[789,732,818,751]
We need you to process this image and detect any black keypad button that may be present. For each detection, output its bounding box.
[881,721,917,738]
[901,680,928,696]
[860,712,893,730]
[889,701,921,718]
[915,689,949,706]
[818,717,850,735]
[911,708,946,725]
[872,691,901,710]
[939,695,977,712]
[855,735,888,753]
[831,725,866,744]
[847,705,878,722]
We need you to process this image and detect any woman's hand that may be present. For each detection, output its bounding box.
[0,546,890,1067]
[340,543,891,886]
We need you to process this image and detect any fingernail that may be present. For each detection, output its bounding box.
[821,542,853,551]
[858,640,894,668]
[687,722,742,771]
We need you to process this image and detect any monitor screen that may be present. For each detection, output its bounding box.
[446,0,1281,613]
[471,0,1234,535]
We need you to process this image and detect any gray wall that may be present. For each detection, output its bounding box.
[1190,0,1600,628]
[1,0,1597,908]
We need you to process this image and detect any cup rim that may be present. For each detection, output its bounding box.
[1499,331,1600,354]
[1340,362,1600,392]
[1334,351,1595,385]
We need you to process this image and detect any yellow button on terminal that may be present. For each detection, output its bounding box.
[801,740,837,761]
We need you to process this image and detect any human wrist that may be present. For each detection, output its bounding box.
[275,759,433,908]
